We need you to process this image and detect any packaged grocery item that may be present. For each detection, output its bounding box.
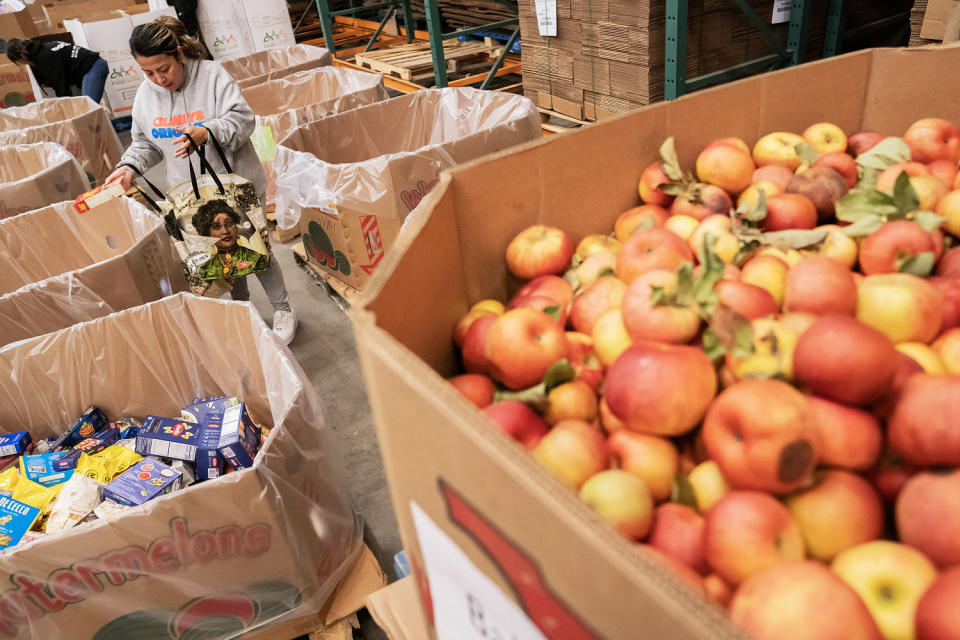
[92,499,130,520]
[75,445,142,483]
[12,477,59,516]
[50,406,109,452]
[112,417,141,439]
[0,467,19,497]
[45,474,102,533]
[135,416,201,462]
[0,441,32,473]
[218,403,262,470]
[72,181,126,214]
[18,530,45,545]
[102,457,181,506]
[180,396,238,423]
[53,427,121,471]
[0,431,31,457]
[19,453,73,487]
[0,496,40,549]
[169,460,196,488]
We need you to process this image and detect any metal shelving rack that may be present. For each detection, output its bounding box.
[309,0,416,58]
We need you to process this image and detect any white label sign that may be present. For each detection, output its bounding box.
[535,0,557,37]
[411,502,548,640]
[772,0,791,24]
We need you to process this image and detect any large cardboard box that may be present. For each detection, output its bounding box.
[65,6,176,117]
[44,0,148,30]
[0,197,186,346]
[243,67,389,209]
[197,0,295,62]
[222,43,332,90]
[349,44,960,639]
[0,95,124,185]
[366,577,429,640]
[0,292,363,638]
[0,53,35,107]
[0,142,88,217]
[0,7,38,51]
[274,88,541,291]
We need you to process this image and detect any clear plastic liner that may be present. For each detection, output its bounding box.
[0,97,124,186]
[0,293,363,639]
[0,142,89,219]
[0,198,186,347]
[221,44,333,90]
[272,87,541,229]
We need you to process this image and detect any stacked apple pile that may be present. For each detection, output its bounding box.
[448,118,960,640]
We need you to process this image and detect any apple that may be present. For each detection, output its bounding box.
[470,299,505,315]
[461,314,497,375]
[569,276,625,335]
[604,341,717,436]
[876,162,930,193]
[696,140,755,195]
[856,273,944,344]
[714,280,778,320]
[688,459,731,513]
[897,341,947,374]
[647,503,708,574]
[763,192,819,231]
[904,117,960,164]
[505,224,574,280]
[896,470,960,568]
[784,256,857,316]
[571,251,617,291]
[915,567,960,640]
[448,373,495,408]
[580,469,653,539]
[932,328,960,373]
[532,419,609,490]
[935,189,960,238]
[832,540,938,640]
[888,373,960,467]
[847,131,885,156]
[607,430,678,503]
[598,395,625,434]
[669,184,734,221]
[910,175,949,211]
[543,379,598,425]
[929,276,960,333]
[784,470,884,562]
[801,224,859,268]
[725,316,801,382]
[591,307,633,367]
[731,562,882,640]
[936,247,960,277]
[814,151,858,187]
[869,456,917,505]
[926,159,958,191]
[663,213,700,241]
[509,275,573,314]
[575,233,622,261]
[566,331,604,391]
[615,228,693,284]
[703,490,805,586]
[753,131,807,170]
[793,314,899,405]
[688,214,739,264]
[753,164,796,191]
[806,396,882,471]
[785,166,849,220]
[620,269,701,344]
[804,122,848,154]
[613,204,670,243]
[707,136,751,154]
[485,308,569,389]
[758,246,803,267]
[704,573,733,608]
[737,179,783,211]
[740,254,790,308]
[702,379,820,494]
[454,308,495,347]
[482,401,550,449]
[638,161,675,207]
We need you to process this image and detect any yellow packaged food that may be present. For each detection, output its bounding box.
[75,445,142,483]
[0,467,19,496]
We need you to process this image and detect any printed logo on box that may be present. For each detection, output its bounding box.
[359,215,384,276]
[303,219,351,276]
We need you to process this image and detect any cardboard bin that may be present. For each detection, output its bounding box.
[243,66,389,210]
[349,44,960,640]
[0,293,363,639]
[0,197,186,346]
[198,0,296,62]
[0,142,88,218]
[0,53,35,108]
[0,96,123,185]
[0,7,38,50]
[274,88,541,291]
[222,43,333,90]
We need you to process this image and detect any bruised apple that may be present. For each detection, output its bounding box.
[485,308,569,389]
[669,184,734,221]
[785,167,848,220]
[505,224,574,280]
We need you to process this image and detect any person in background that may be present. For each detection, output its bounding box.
[103,15,298,344]
[5,39,109,103]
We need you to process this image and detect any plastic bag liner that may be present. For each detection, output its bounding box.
[272,88,540,289]
[242,67,389,208]
[222,44,333,90]
[0,293,362,639]
[0,197,187,347]
[0,97,124,186]
[0,142,89,219]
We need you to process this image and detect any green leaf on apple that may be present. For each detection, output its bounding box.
[659,136,685,182]
[732,322,756,360]
[673,261,697,306]
[840,214,885,237]
[649,284,668,307]
[912,211,945,232]
[494,384,549,411]
[659,182,690,197]
[542,359,576,393]
[835,188,899,222]
[891,170,920,215]
[671,474,698,509]
[898,251,936,277]
[542,305,561,323]
[743,187,768,223]
[761,228,828,250]
[855,137,911,171]
[795,142,819,167]
[598,267,617,279]
[701,328,726,362]
[857,166,881,191]
[693,238,725,317]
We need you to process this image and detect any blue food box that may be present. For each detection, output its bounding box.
[112,417,141,440]
[180,396,238,424]
[53,427,121,471]
[218,403,261,470]
[196,417,225,481]
[0,496,40,549]
[51,406,109,452]
[135,416,200,462]
[102,457,181,506]
[0,432,31,457]
[19,453,73,487]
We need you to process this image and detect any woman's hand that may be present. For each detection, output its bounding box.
[173,125,209,159]
[104,166,134,191]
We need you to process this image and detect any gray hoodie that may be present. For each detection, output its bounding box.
[119,57,265,199]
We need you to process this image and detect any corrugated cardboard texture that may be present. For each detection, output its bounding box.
[0,59,35,109]
[920,0,956,40]
[366,577,429,640]
[352,44,960,639]
[0,143,88,217]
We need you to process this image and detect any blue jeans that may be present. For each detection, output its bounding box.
[80,58,108,104]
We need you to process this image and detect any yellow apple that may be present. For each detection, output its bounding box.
[591,307,633,366]
[896,342,947,375]
[580,469,654,540]
[753,131,807,170]
[688,460,730,513]
[689,214,739,264]
[470,299,505,316]
[803,122,848,154]
[740,255,790,308]
[800,224,859,268]
[664,214,700,242]
[737,180,783,211]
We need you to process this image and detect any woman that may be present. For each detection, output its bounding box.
[6,39,109,103]
[105,16,297,345]
[191,199,267,282]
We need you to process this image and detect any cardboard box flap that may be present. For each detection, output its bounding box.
[243,66,388,122]
[222,44,332,89]
[0,142,88,216]
[0,293,363,639]
[920,0,957,41]
[365,577,429,640]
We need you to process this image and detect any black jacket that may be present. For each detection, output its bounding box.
[30,41,100,97]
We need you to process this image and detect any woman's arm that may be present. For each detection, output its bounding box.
[200,68,255,152]
[108,100,163,188]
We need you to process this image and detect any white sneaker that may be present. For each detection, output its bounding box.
[272,309,297,345]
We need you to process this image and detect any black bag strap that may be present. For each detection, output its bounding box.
[118,162,165,200]
[202,126,233,174]
[185,132,225,198]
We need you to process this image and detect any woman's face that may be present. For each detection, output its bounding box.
[209,213,238,251]
[136,52,184,91]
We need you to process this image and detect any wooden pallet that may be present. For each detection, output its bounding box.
[353,40,496,81]
[292,242,361,307]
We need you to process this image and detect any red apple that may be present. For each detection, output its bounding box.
[648,503,708,574]
[461,314,497,375]
[620,269,701,344]
[638,162,675,207]
[505,224,574,280]
[806,396,882,471]
[454,308,495,347]
[669,184,734,221]
[785,166,849,221]
[715,280,778,319]
[929,276,960,333]
[847,131,885,156]
[752,164,795,191]
[614,204,670,242]
[448,374,495,408]
[784,256,857,316]
[615,228,693,284]
[896,470,960,568]
[859,220,937,275]
[607,430,679,503]
[916,566,960,640]
[485,308,569,389]
[532,419,609,489]
[568,276,626,335]
[814,152,858,188]
[696,140,756,195]
[509,274,573,311]
[927,159,959,190]
[936,247,960,277]
[888,373,960,466]
[904,117,960,164]
[481,400,549,449]
[762,193,818,231]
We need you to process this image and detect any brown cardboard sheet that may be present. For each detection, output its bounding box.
[0,142,88,218]
[222,44,333,90]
